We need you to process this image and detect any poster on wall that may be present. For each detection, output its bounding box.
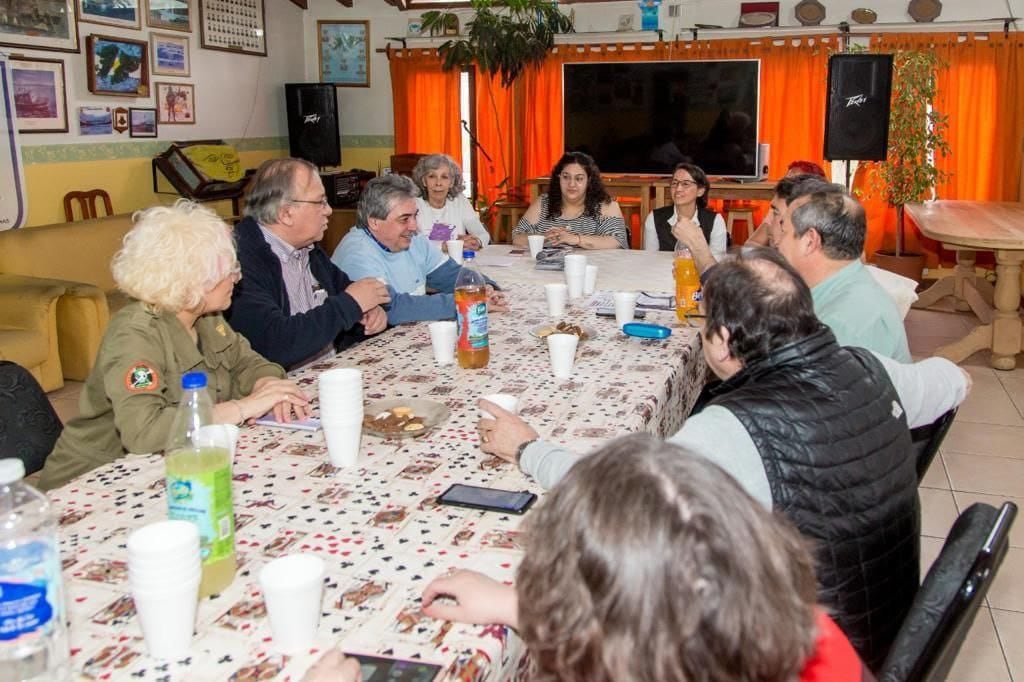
[318,20,369,87]
[0,62,28,230]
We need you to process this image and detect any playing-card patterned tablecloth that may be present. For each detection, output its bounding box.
[52,248,706,681]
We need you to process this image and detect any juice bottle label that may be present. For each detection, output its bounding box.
[166,450,234,565]
[456,297,489,350]
[0,539,60,641]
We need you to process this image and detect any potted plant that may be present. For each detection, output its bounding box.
[420,0,575,87]
[867,49,951,282]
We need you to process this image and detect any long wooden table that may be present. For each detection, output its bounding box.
[53,248,705,680]
[907,201,1024,370]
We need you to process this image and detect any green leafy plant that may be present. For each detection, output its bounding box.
[866,49,952,256]
[420,0,574,87]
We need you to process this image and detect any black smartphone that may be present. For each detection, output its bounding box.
[437,483,537,514]
[346,653,442,682]
[595,307,646,319]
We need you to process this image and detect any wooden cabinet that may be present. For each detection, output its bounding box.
[320,208,359,257]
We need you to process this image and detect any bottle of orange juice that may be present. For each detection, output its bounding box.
[674,241,701,321]
[454,251,490,369]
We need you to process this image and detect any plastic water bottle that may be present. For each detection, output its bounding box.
[674,240,701,320]
[455,250,490,369]
[0,459,70,681]
[164,371,236,597]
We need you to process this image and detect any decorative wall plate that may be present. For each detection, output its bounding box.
[908,0,942,22]
[851,8,878,24]
[795,0,826,26]
[739,11,776,27]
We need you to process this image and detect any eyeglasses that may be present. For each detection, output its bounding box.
[670,180,699,189]
[288,197,330,208]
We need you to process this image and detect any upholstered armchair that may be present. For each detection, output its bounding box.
[0,278,66,392]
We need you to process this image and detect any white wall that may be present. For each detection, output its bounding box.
[13,0,306,146]
[304,0,1023,140]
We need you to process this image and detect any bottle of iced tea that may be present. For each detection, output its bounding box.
[674,240,701,320]
[454,251,490,369]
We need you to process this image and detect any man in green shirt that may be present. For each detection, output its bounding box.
[775,179,911,362]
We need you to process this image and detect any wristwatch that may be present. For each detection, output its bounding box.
[515,439,537,467]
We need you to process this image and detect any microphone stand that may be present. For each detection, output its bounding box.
[461,119,493,163]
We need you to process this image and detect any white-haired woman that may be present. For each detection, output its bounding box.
[38,201,308,490]
[412,153,491,251]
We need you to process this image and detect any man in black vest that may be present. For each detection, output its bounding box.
[477,247,970,670]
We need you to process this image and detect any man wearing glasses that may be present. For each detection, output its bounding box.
[228,157,391,370]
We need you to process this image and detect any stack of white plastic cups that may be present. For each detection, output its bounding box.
[318,368,364,467]
[127,521,201,660]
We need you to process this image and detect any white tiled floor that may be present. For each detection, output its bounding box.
[47,304,1022,677]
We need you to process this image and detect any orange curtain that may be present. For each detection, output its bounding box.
[474,72,520,210]
[389,49,462,163]
[855,32,1024,265]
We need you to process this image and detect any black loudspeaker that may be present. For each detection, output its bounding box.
[824,54,893,161]
[285,83,341,168]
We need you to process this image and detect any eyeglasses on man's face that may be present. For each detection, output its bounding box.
[670,180,699,189]
[289,197,330,208]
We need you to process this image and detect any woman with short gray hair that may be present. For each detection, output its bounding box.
[412,153,491,251]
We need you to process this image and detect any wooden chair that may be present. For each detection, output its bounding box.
[493,199,528,244]
[725,205,756,243]
[63,190,113,222]
[390,153,427,178]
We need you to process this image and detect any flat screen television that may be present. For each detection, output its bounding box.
[562,60,761,177]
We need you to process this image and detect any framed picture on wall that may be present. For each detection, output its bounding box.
[79,106,112,135]
[151,32,190,77]
[0,0,80,53]
[199,0,266,57]
[146,0,193,32]
[129,107,158,137]
[77,0,142,30]
[155,82,195,124]
[9,57,69,134]
[87,35,150,97]
[318,20,369,87]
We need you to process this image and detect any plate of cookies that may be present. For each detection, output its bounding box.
[362,398,450,439]
[529,321,595,341]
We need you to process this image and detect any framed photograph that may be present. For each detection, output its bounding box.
[155,81,195,124]
[0,0,80,53]
[318,20,369,88]
[199,0,266,57]
[79,106,112,135]
[86,34,150,97]
[146,0,192,32]
[77,0,141,30]
[129,107,157,137]
[9,57,68,134]
[150,32,190,76]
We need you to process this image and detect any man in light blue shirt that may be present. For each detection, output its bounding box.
[775,179,911,361]
[332,175,505,325]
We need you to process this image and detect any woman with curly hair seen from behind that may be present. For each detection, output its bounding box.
[303,434,868,682]
[412,153,492,252]
[511,151,627,249]
[38,200,308,491]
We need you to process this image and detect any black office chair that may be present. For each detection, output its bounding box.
[910,407,958,483]
[0,361,63,474]
[878,501,1017,682]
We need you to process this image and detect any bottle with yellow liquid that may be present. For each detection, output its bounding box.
[455,251,490,369]
[674,241,701,321]
[164,371,236,597]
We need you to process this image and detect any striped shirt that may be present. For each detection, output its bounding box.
[258,224,334,366]
[512,194,628,248]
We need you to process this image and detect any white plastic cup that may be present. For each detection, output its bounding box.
[479,393,520,419]
[447,240,465,264]
[614,291,639,329]
[564,254,588,299]
[527,235,546,259]
[194,424,240,458]
[547,333,580,380]
[322,420,362,468]
[428,320,457,365]
[128,521,199,559]
[319,369,363,421]
[259,554,326,655]
[133,576,200,660]
[544,283,568,318]
[584,265,599,295]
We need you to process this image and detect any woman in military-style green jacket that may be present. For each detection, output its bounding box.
[38,201,310,490]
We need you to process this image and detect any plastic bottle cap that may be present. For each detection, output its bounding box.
[0,458,26,484]
[462,250,475,260]
[181,371,208,389]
